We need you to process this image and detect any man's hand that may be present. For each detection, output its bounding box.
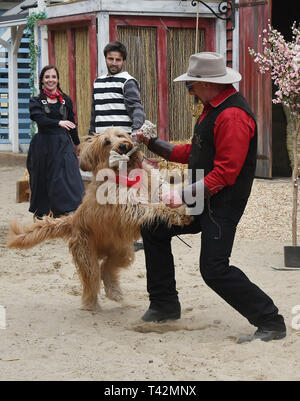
[133,129,150,146]
[160,190,184,208]
[59,120,76,131]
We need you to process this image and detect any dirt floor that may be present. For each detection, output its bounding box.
[0,161,300,381]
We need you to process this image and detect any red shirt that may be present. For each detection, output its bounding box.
[169,85,256,195]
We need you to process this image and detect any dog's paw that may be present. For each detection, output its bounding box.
[181,214,194,226]
[105,285,124,303]
[168,207,194,227]
[80,302,101,312]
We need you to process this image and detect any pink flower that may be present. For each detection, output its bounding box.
[249,21,300,117]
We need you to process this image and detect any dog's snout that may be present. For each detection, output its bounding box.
[118,143,128,153]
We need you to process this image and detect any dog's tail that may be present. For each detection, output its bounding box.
[7,215,73,250]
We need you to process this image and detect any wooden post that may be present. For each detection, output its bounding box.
[37,0,48,69]
[89,15,98,90]
[157,25,169,141]
[8,26,24,154]
[292,119,300,246]
[97,12,109,76]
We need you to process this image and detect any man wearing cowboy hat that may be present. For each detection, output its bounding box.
[136,52,286,343]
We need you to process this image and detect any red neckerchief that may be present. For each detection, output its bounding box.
[115,173,142,188]
[43,88,64,104]
[115,162,143,188]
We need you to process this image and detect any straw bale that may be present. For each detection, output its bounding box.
[118,26,158,127]
[53,30,69,94]
[167,27,205,142]
[158,139,191,172]
[75,27,91,138]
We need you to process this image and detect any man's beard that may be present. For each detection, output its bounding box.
[108,66,122,75]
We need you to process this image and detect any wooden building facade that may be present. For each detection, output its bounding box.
[1,0,297,178]
[38,1,224,150]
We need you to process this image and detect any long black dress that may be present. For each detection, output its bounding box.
[27,95,85,217]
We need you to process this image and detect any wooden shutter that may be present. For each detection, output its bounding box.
[43,15,97,138]
[110,16,215,143]
[238,0,272,178]
[117,26,158,128]
[167,27,205,142]
[53,30,69,94]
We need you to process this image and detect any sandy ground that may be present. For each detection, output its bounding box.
[0,162,300,382]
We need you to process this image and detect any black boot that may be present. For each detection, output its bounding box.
[237,327,286,344]
[141,305,181,322]
[133,240,144,252]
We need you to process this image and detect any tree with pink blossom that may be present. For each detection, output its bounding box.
[249,21,300,253]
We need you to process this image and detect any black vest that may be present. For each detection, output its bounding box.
[188,92,257,208]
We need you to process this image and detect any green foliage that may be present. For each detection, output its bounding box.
[25,11,47,136]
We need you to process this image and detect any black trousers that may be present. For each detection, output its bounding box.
[141,202,285,330]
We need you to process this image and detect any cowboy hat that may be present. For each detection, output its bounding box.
[174,52,241,84]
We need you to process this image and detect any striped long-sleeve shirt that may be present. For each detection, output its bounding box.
[89,71,145,135]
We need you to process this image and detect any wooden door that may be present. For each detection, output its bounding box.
[42,15,97,139]
[239,0,272,178]
[110,16,215,142]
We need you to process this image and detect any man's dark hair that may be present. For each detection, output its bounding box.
[103,41,127,60]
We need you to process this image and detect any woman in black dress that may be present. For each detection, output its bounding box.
[27,65,84,219]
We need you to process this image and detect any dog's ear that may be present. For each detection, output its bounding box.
[79,140,94,171]
[79,135,104,172]
[79,156,92,172]
[82,135,94,143]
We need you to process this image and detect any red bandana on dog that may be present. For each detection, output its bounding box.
[115,170,143,188]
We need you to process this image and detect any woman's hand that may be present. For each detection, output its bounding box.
[59,120,76,131]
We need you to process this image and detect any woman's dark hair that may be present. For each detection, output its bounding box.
[39,65,65,97]
[103,41,127,60]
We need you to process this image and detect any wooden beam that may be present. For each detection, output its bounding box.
[8,26,19,153]
[97,12,110,76]
[0,38,10,48]
[89,15,98,90]
[157,25,169,141]
[46,0,219,18]
[13,25,24,55]
[0,19,27,29]
[48,29,55,65]
[215,19,226,59]
[232,4,240,90]
[39,14,94,26]
[40,25,49,68]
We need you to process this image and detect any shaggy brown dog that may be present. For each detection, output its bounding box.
[7,128,192,311]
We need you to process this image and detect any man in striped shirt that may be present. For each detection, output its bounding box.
[89,41,145,252]
[89,41,145,136]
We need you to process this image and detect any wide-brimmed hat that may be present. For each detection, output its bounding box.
[174,52,241,84]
